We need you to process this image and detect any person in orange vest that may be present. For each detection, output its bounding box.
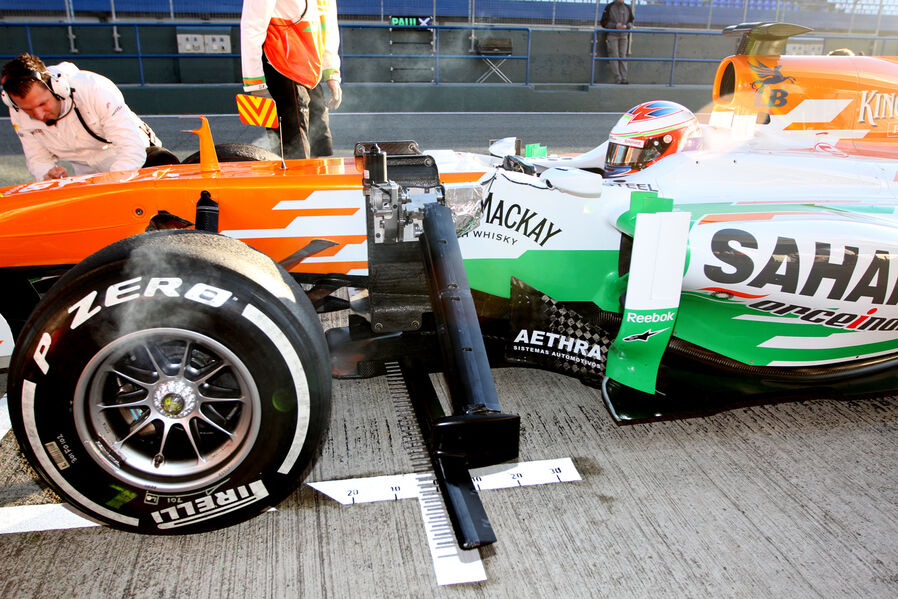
[240,0,342,158]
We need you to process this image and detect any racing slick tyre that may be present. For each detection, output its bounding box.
[181,143,281,164]
[0,273,41,344]
[7,230,331,534]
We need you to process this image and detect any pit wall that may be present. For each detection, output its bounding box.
[2,23,890,114]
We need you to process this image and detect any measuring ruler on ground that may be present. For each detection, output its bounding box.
[308,363,581,585]
[308,457,581,506]
[391,362,486,585]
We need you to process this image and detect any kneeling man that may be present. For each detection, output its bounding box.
[1,53,170,181]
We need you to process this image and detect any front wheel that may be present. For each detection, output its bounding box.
[181,143,281,164]
[8,230,331,533]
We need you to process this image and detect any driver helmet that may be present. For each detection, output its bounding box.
[605,101,702,177]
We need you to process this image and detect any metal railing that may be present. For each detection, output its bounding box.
[3,1,898,33]
[2,21,238,86]
[591,27,723,86]
[1,21,894,87]
[339,23,533,85]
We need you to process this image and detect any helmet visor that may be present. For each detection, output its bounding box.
[605,136,669,174]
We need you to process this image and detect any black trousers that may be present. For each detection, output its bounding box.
[263,53,311,159]
[308,83,334,157]
[143,146,180,167]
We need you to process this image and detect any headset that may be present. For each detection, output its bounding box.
[1,67,72,111]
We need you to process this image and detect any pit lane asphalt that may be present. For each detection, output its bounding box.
[1,114,897,598]
[0,112,620,187]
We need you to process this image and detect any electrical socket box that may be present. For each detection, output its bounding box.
[176,27,237,83]
[176,28,232,54]
[177,33,205,54]
[204,35,231,54]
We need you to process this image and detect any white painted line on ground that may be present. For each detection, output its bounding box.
[0,503,100,534]
[0,394,10,440]
[0,394,106,536]
[0,503,277,535]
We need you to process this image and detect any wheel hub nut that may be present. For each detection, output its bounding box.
[154,381,197,418]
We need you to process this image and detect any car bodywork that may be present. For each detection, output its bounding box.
[1,22,897,544]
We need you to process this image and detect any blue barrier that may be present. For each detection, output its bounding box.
[1,21,894,87]
[3,2,896,33]
[0,1,243,11]
[0,0,835,17]
[0,0,62,8]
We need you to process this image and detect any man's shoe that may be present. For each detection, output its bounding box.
[621,80,629,84]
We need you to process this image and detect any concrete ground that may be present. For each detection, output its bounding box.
[0,113,896,598]
[1,369,896,598]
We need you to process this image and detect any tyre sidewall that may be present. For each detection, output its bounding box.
[10,239,327,533]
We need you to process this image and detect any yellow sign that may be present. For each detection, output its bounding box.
[236,93,278,129]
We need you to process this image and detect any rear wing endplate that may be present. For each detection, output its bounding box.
[723,22,814,56]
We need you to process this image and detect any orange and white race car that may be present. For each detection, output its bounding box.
[0,22,896,547]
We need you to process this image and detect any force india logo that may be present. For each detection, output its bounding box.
[704,228,898,331]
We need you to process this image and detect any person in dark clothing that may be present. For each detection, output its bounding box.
[601,0,635,84]
[308,82,334,157]
[240,0,342,159]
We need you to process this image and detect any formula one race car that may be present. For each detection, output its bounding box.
[1,23,896,544]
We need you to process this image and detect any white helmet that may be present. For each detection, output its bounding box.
[605,101,702,177]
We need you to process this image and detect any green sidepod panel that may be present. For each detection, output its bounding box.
[463,250,626,312]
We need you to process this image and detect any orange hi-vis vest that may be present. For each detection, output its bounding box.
[240,0,341,91]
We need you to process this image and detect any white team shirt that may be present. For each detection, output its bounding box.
[240,0,341,91]
[8,63,153,180]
